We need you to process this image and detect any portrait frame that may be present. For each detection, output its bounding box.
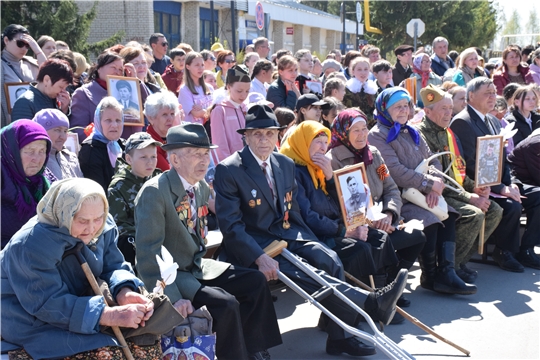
[305,80,323,94]
[106,75,144,126]
[64,132,80,155]
[474,135,504,188]
[333,162,372,229]
[4,82,30,114]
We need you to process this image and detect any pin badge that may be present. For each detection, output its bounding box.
[249,200,256,208]
[251,189,257,198]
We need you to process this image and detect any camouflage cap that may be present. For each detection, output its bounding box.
[125,132,162,154]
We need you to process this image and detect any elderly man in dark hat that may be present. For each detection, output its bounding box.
[416,85,503,284]
[134,123,282,360]
[392,44,414,86]
[213,105,408,357]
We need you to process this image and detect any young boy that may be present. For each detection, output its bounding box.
[162,48,186,96]
[108,132,162,267]
[372,59,394,94]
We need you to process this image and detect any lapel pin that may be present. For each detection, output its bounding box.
[251,189,257,198]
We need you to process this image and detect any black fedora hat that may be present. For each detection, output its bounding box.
[237,105,286,134]
[162,123,217,151]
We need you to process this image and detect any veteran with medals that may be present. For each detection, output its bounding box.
[134,123,282,360]
[214,105,408,357]
[416,85,503,283]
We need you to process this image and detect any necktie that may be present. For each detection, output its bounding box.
[261,162,276,200]
[186,188,197,233]
[484,116,495,135]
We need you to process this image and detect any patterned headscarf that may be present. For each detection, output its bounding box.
[1,120,52,218]
[375,88,420,145]
[37,178,109,238]
[279,120,331,194]
[86,98,124,167]
[328,108,373,166]
[412,53,431,88]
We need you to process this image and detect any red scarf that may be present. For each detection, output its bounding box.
[413,67,430,88]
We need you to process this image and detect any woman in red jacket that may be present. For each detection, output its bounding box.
[493,46,534,95]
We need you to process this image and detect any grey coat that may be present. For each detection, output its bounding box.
[327,144,402,225]
[47,147,84,180]
[368,122,448,227]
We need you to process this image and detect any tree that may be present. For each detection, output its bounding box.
[525,7,540,46]
[1,0,123,58]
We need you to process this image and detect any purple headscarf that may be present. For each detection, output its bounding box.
[1,120,52,218]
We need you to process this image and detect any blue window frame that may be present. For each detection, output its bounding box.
[200,8,219,51]
[154,1,181,47]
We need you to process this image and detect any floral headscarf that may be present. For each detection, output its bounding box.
[37,178,109,239]
[279,120,331,194]
[1,120,52,218]
[328,108,373,166]
[412,53,431,88]
[375,88,420,145]
[86,98,124,167]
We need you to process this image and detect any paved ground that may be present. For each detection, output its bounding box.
[269,251,540,360]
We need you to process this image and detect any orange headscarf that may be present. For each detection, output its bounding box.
[279,121,331,194]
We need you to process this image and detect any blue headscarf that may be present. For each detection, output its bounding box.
[374,88,420,145]
[87,98,124,167]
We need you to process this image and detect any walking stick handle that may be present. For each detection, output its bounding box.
[344,271,470,356]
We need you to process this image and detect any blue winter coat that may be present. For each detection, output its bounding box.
[0,215,143,359]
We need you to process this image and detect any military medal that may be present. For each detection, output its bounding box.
[283,210,290,229]
[256,199,261,205]
[249,200,256,208]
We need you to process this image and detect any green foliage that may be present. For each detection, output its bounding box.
[1,0,124,58]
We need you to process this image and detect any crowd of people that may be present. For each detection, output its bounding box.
[2,22,540,359]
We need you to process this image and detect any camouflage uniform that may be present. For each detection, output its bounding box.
[417,117,503,267]
[107,160,161,267]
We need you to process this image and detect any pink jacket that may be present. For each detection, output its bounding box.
[492,64,534,95]
[210,99,246,162]
[529,63,540,85]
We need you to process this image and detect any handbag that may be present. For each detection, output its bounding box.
[401,152,465,221]
[161,306,216,360]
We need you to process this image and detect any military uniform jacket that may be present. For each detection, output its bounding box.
[214,147,318,268]
[134,167,230,303]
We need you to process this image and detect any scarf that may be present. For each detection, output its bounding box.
[328,108,373,166]
[446,128,466,185]
[1,120,52,218]
[346,77,378,95]
[460,66,485,85]
[279,120,331,195]
[85,100,124,167]
[413,54,431,88]
[37,178,108,238]
[1,49,35,82]
[375,88,420,145]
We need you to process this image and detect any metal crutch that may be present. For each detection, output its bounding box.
[264,240,415,360]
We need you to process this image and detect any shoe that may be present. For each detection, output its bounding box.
[433,242,477,295]
[326,337,376,356]
[492,247,525,273]
[460,264,478,282]
[249,349,271,360]
[365,269,407,325]
[388,311,405,324]
[456,268,476,284]
[418,252,436,290]
[516,248,540,270]
[396,294,411,308]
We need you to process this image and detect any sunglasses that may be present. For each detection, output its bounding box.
[16,40,30,49]
[225,59,236,64]
[160,42,168,47]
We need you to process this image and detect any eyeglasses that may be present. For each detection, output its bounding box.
[16,40,29,49]
[160,42,168,47]
[225,59,236,64]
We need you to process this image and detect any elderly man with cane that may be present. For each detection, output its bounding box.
[213,104,408,358]
[135,123,282,360]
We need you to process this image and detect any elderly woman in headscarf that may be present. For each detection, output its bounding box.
[410,53,442,107]
[279,120,401,325]
[1,120,54,249]
[79,96,124,191]
[0,178,177,359]
[368,88,476,295]
[33,108,83,180]
[326,108,426,307]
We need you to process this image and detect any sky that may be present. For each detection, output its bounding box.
[497,0,540,32]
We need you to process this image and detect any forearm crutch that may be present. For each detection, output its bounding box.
[63,242,135,360]
[264,241,414,360]
[345,272,470,356]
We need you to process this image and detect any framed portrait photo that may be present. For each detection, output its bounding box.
[64,132,80,155]
[333,163,372,229]
[475,135,504,188]
[305,80,323,94]
[4,82,30,114]
[106,75,144,126]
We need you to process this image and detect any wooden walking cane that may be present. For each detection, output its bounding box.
[64,243,135,360]
[478,218,486,255]
[345,271,471,356]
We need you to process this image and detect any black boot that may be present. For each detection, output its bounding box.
[371,274,404,324]
[364,269,407,325]
[433,242,477,295]
[387,259,415,308]
[418,251,437,290]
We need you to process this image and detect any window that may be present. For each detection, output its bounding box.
[153,1,181,47]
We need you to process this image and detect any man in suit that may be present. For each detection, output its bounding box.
[344,175,367,215]
[430,36,455,77]
[135,123,282,360]
[451,77,540,272]
[214,105,407,357]
[115,80,138,111]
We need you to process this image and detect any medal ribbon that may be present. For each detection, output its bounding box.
[447,128,465,186]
